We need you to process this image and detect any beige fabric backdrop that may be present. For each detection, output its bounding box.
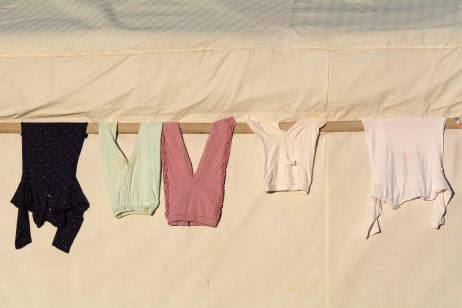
[1,1,461,123]
[0,129,461,307]
[2,48,462,122]
[1,1,462,307]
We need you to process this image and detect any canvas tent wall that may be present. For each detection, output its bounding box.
[0,1,461,307]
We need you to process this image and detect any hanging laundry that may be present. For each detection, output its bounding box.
[246,117,326,194]
[99,122,162,218]
[363,118,453,238]
[161,117,235,227]
[11,123,89,253]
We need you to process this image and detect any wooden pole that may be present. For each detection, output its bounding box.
[0,119,458,134]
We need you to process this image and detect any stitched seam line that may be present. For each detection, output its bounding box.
[1,45,461,58]
[161,128,170,218]
[286,0,298,47]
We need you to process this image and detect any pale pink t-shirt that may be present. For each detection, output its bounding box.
[161,117,235,227]
[363,118,453,238]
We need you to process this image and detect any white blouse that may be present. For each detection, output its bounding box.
[363,118,453,238]
[247,117,326,194]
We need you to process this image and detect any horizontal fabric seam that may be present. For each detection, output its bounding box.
[0,45,462,58]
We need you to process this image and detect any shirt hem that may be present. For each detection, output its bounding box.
[114,204,158,218]
[167,213,218,227]
[265,184,310,194]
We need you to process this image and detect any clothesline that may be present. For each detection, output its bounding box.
[0,119,459,134]
[5,118,457,253]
